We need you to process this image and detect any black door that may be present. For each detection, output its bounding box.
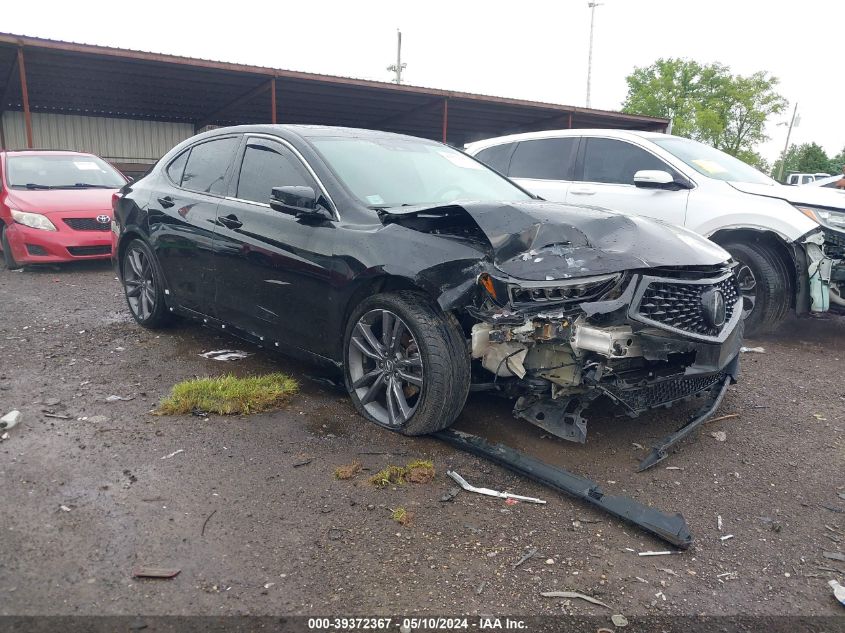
[212,136,339,352]
[147,135,240,314]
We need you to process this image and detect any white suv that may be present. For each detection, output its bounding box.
[465,130,842,335]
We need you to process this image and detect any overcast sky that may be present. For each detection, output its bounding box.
[4,0,843,165]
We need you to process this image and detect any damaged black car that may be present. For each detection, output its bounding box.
[113,125,743,451]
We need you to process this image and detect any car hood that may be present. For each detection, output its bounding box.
[3,188,117,214]
[729,181,845,210]
[382,200,730,281]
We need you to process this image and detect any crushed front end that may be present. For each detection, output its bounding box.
[469,263,743,444]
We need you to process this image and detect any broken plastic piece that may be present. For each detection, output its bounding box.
[199,349,251,361]
[541,590,609,608]
[105,395,134,402]
[638,550,679,557]
[829,580,845,607]
[131,566,181,579]
[611,614,629,627]
[436,429,693,549]
[160,449,184,460]
[0,410,21,430]
[740,346,765,353]
[446,470,546,505]
[637,377,731,471]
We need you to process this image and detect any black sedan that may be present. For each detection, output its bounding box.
[113,125,742,446]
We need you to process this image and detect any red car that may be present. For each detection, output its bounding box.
[0,150,128,268]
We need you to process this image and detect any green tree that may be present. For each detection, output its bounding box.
[622,59,787,169]
[771,143,833,180]
[828,146,845,175]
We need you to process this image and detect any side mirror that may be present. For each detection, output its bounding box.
[270,186,332,219]
[633,170,689,190]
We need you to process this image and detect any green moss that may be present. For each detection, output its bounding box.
[369,465,407,487]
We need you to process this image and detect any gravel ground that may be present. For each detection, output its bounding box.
[1,261,844,619]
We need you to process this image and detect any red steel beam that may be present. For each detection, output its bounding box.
[442,98,448,143]
[17,48,32,148]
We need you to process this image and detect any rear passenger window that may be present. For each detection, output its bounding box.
[582,138,672,185]
[166,150,189,185]
[181,137,239,195]
[509,138,577,180]
[474,143,515,174]
[236,139,314,204]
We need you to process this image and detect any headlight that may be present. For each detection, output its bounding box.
[796,205,845,231]
[10,210,57,231]
[508,273,621,305]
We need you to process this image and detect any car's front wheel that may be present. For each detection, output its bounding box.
[1,225,21,270]
[722,241,790,336]
[122,239,172,329]
[343,291,470,435]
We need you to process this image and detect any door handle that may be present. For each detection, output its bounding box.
[570,187,596,195]
[157,196,175,208]
[218,214,243,230]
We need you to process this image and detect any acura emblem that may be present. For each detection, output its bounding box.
[701,288,726,328]
[96,215,110,224]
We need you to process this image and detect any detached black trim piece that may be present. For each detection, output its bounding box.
[434,429,693,549]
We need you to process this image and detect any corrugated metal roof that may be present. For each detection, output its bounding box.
[0,32,668,146]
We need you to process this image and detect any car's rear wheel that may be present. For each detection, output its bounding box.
[1,225,21,270]
[122,239,172,328]
[344,291,469,436]
[722,241,789,336]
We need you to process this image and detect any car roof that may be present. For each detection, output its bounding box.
[464,128,671,152]
[200,123,441,145]
[0,149,102,157]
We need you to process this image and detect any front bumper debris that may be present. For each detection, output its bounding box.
[435,429,693,549]
[470,266,743,458]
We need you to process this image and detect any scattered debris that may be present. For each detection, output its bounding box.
[263,582,275,590]
[476,581,487,595]
[813,413,828,421]
[446,470,546,505]
[710,431,727,442]
[838,493,845,501]
[740,346,765,353]
[405,459,435,483]
[160,449,184,460]
[638,551,679,557]
[655,591,666,601]
[201,509,217,536]
[720,534,735,541]
[656,568,678,576]
[131,566,181,579]
[632,442,644,450]
[190,407,209,418]
[665,466,683,471]
[708,413,740,424]
[439,487,461,502]
[334,461,363,480]
[390,507,413,526]
[634,577,649,584]
[293,458,313,468]
[717,515,723,531]
[717,571,739,581]
[43,411,71,420]
[199,349,252,361]
[370,465,408,488]
[611,614,629,627]
[0,410,22,430]
[59,505,72,512]
[541,590,609,608]
[829,580,845,607]
[822,504,844,514]
[504,497,519,506]
[435,429,692,548]
[105,395,134,403]
[513,547,538,569]
[823,552,845,563]
[545,558,555,565]
[0,432,9,441]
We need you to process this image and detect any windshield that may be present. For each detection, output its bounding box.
[651,137,775,186]
[6,154,126,189]
[309,137,532,207]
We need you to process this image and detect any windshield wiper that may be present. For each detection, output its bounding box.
[24,183,54,189]
[69,183,114,189]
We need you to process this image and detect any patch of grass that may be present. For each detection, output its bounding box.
[391,507,413,526]
[334,460,362,480]
[157,373,298,416]
[406,459,435,483]
[369,465,407,487]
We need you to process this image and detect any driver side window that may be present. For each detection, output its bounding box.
[235,139,314,204]
[581,138,677,185]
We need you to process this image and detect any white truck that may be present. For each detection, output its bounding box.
[466,130,842,335]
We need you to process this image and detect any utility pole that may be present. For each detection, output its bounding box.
[387,29,407,84]
[586,2,602,108]
[776,102,799,183]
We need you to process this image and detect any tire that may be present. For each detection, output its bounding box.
[1,225,21,270]
[722,241,789,336]
[121,238,172,329]
[343,291,470,436]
